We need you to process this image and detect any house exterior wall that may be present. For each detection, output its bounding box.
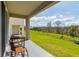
[0,1,2,57]
[9,17,25,37]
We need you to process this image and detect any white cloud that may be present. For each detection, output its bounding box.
[30,14,79,27]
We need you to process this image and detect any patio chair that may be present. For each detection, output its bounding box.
[9,34,29,57]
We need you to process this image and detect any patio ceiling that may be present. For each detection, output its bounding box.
[5,1,59,18]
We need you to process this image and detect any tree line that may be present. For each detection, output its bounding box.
[30,25,79,37]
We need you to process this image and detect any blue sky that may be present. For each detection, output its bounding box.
[30,1,79,27]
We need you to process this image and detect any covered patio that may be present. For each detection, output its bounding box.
[4,40,53,57]
[0,1,59,57]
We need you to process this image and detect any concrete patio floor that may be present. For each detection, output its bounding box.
[4,40,53,57]
[25,40,53,57]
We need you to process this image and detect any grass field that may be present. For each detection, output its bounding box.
[30,30,79,57]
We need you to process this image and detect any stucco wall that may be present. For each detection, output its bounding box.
[9,17,25,37]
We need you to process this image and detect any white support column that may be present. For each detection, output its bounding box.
[26,17,30,40]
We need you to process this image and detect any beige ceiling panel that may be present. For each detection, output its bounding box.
[6,1,43,16]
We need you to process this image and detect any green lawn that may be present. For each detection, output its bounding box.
[30,30,79,57]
